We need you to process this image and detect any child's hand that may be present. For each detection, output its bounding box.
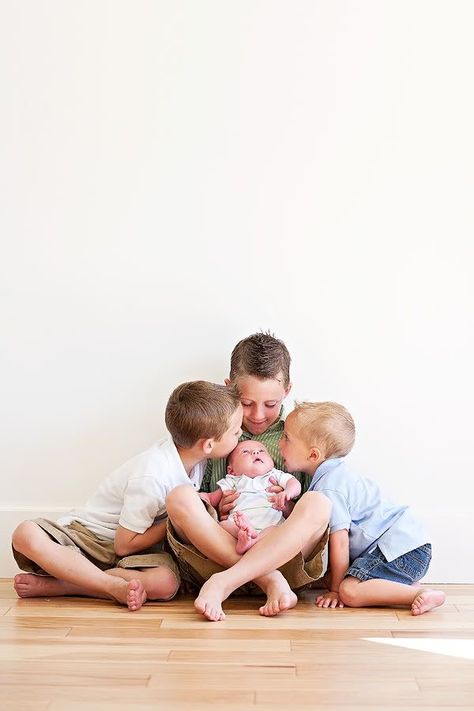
[271,491,290,511]
[315,591,344,608]
[217,490,239,521]
[266,476,284,495]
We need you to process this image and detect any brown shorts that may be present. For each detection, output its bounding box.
[166,504,329,594]
[13,518,180,588]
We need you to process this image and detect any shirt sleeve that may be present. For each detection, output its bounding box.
[216,477,235,492]
[319,488,351,533]
[273,470,294,488]
[118,475,170,533]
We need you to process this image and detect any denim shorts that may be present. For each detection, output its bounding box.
[346,543,432,585]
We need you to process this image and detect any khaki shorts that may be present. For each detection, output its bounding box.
[167,503,329,594]
[13,518,180,588]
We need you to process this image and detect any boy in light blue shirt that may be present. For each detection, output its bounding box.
[280,401,446,615]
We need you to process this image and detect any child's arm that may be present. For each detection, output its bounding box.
[199,488,224,508]
[315,529,350,608]
[114,520,168,558]
[271,475,302,511]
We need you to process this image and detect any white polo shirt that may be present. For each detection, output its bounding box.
[57,438,205,540]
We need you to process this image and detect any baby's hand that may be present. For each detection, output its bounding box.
[315,591,344,609]
[271,491,290,511]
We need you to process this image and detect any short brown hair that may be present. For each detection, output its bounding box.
[292,402,355,459]
[165,381,240,448]
[229,331,291,388]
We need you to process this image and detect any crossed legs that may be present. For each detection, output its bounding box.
[166,487,331,620]
[12,521,179,611]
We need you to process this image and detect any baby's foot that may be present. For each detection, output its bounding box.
[14,574,80,598]
[259,572,298,617]
[411,589,446,615]
[236,528,257,554]
[234,511,258,555]
[194,573,230,621]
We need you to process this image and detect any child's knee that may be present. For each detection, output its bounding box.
[298,491,332,525]
[147,566,180,601]
[338,577,360,607]
[310,492,332,522]
[12,521,41,554]
[166,485,195,518]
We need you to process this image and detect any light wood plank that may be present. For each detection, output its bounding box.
[0,581,472,710]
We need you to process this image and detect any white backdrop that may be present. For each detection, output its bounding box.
[1,1,473,580]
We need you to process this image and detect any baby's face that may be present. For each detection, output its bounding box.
[227,440,274,479]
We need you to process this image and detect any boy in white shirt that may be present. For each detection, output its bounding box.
[201,440,301,554]
[12,381,242,611]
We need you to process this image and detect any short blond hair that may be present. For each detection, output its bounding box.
[292,402,355,459]
[165,381,240,449]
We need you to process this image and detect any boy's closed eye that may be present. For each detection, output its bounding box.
[241,401,279,408]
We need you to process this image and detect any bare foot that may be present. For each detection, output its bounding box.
[234,511,258,555]
[236,528,257,554]
[125,579,147,611]
[14,574,85,598]
[194,573,229,621]
[14,573,146,611]
[106,576,147,611]
[411,589,446,615]
[259,571,298,617]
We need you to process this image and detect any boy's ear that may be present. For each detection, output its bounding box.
[309,447,322,465]
[202,438,215,455]
[284,382,292,398]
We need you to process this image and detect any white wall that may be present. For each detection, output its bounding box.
[1,1,472,581]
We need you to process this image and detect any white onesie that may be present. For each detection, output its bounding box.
[216,468,293,532]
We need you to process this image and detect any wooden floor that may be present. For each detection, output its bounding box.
[0,580,473,710]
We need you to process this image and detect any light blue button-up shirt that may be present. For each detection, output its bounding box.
[308,457,429,563]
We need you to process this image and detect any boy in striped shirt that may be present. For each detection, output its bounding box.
[166,332,330,621]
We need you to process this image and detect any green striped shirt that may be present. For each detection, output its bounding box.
[200,410,309,497]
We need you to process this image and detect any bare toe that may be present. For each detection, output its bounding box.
[194,575,229,621]
[126,579,147,611]
[411,589,446,616]
[194,595,225,621]
[259,589,297,617]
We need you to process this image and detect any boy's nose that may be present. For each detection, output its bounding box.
[251,404,266,420]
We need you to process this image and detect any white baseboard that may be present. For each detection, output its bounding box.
[406,506,471,584]
[1,506,469,583]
